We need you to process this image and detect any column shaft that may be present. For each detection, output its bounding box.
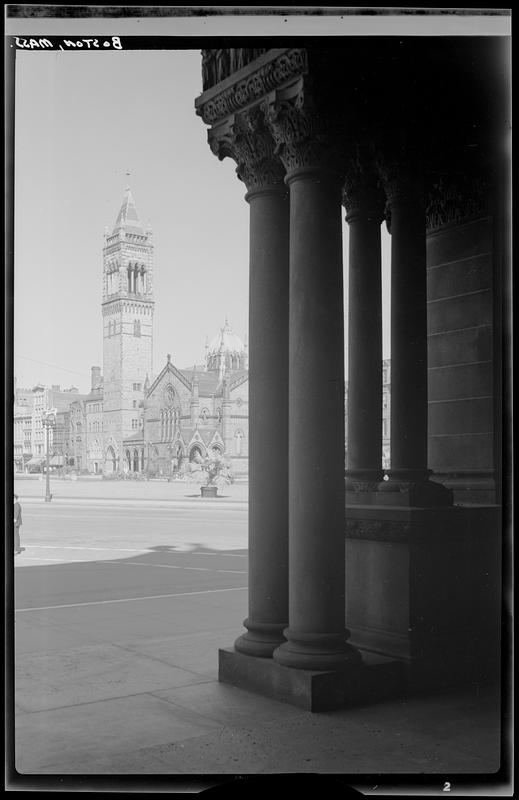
[389,200,428,475]
[346,210,383,481]
[273,168,360,671]
[235,185,290,657]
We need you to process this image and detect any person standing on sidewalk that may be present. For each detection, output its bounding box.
[14,494,23,555]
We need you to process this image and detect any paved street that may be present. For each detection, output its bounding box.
[14,483,249,684]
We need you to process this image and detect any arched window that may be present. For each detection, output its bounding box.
[126,450,131,471]
[133,449,139,472]
[134,319,141,337]
[160,410,165,441]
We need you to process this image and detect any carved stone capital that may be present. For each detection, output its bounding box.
[265,88,343,177]
[208,108,286,192]
[378,159,424,207]
[342,157,385,223]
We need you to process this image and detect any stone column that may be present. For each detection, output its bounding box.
[378,155,452,506]
[210,109,289,656]
[266,92,361,671]
[342,160,385,494]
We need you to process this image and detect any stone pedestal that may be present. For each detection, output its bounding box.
[219,647,404,712]
[345,504,502,688]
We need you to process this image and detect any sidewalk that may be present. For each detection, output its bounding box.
[14,476,249,509]
[13,588,502,781]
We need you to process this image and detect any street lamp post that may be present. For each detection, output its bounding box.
[42,409,56,502]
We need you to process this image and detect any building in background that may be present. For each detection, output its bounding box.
[16,383,87,473]
[13,383,33,472]
[140,319,249,481]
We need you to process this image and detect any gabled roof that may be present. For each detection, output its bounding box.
[146,358,192,396]
[147,358,249,400]
[180,369,220,397]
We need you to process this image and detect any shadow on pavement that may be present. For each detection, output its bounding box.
[14,542,249,611]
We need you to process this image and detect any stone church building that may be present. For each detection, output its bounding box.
[134,323,249,481]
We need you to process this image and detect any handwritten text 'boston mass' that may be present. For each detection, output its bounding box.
[14,37,123,50]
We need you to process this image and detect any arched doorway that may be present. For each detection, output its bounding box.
[189,445,204,463]
[133,449,139,472]
[105,446,117,474]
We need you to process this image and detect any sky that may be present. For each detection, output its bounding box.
[13,46,391,394]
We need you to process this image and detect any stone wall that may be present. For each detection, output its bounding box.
[426,216,496,503]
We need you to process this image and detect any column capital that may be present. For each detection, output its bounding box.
[264,86,344,179]
[208,107,286,194]
[342,156,385,223]
[375,145,426,233]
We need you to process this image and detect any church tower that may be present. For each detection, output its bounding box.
[102,187,154,471]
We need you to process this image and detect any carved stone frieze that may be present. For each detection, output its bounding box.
[346,480,381,492]
[425,174,491,231]
[201,48,269,91]
[345,519,416,542]
[208,107,286,192]
[197,48,308,126]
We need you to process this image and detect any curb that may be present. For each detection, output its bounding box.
[19,496,248,510]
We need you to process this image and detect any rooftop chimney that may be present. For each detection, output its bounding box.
[91,366,102,391]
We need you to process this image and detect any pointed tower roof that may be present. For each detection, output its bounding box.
[113,187,144,235]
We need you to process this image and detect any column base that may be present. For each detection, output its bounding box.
[377,471,453,507]
[219,647,404,712]
[234,619,288,659]
[346,469,384,506]
[273,630,362,671]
